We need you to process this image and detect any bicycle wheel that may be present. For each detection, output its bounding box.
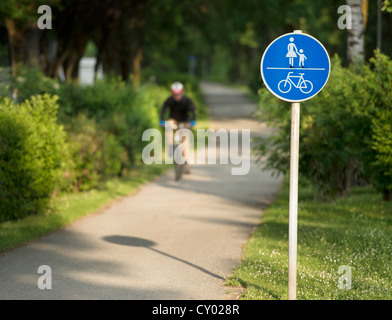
[299,80,313,94]
[278,79,291,93]
[174,162,184,181]
[174,144,184,181]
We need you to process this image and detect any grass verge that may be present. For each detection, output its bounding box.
[0,163,170,253]
[225,177,392,300]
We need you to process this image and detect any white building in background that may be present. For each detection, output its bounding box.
[78,57,103,86]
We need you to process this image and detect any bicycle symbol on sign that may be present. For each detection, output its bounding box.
[278,72,313,94]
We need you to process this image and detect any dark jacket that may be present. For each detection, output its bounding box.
[160,95,196,122]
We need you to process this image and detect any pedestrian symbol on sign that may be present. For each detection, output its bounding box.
[286,37,308,68]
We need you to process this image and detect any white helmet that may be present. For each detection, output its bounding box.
[171,82,184,94]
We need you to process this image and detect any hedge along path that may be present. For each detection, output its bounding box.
[0,82,281,299]
[0,94,68,222]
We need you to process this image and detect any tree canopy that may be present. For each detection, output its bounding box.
[0,0,391,84]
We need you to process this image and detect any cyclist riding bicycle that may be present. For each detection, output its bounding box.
[160,82,196,173]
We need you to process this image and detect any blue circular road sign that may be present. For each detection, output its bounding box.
[261,32,331,102]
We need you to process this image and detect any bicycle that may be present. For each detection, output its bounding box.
[278,72,313,94]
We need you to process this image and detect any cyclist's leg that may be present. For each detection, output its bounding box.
[179,122,191,173]
[165,118,176,157]
[183,131,191,173]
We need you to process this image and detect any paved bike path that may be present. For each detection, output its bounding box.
[0,82,281,299]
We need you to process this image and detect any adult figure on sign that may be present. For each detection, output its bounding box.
[286,37,298,67]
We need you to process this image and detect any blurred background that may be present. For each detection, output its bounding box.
[1,1,392,300]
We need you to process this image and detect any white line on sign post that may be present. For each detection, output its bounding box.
[288,101,300,300]
[287,29,303,301]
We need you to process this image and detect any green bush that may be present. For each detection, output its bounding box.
[64,113,129,192]
[300,57,370,198]
[10,66,60,103]
[0,94,69,222]
[371,113,392,200]
[57,77,138,119]
[255,53,392,200]
[58,79,160,165]
[4,68,206,198]
[364,52,392,200]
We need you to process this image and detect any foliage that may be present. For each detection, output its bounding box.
[363,52,392,198]
[0,68,203,221]
[2,0,392,87]
[63,113,129,192]
[254,52,392,200]
[4,67,206,196]
[10,66,60,102]
[57,78,161,165]
[383,0,392,12]
[8,69,167,189]
[371,113,392,194]
[0,0,60,21]
[0,94,69,222]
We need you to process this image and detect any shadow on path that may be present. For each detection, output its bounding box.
[102,235,224,280]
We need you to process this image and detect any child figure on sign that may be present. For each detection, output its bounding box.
[298,49,307,68]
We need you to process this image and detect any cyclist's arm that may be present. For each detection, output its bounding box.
[187,98,196,122]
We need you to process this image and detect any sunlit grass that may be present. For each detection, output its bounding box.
[226,179,392,300]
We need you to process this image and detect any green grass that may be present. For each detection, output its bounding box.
[0,163,170,253]
[226,178,392,300]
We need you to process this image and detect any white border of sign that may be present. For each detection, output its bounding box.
[260,32,331,103]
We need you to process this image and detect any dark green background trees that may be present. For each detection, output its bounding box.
[1,0,392,85]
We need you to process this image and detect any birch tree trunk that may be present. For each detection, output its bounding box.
[346,0,365,64]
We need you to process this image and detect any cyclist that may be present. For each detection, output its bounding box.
[160,82,196,173]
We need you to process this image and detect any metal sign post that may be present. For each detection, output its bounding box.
[260,30,330,300]
[288,101,300,300]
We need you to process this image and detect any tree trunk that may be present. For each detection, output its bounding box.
[119,30,132,82]
[45,20,89,82]
[129,16,145,85]
[5,18,47,75]
[383,189,392,201]
[5,18,26,76]
[94,35,108,80]
[39,31,50,72]
[362,0,369,29]
[131,46,143,84]
[230,44,242,82]
[346,0,365,64]
[64,37,89,83]
[25,27,41,67]
[47,46,70,79]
